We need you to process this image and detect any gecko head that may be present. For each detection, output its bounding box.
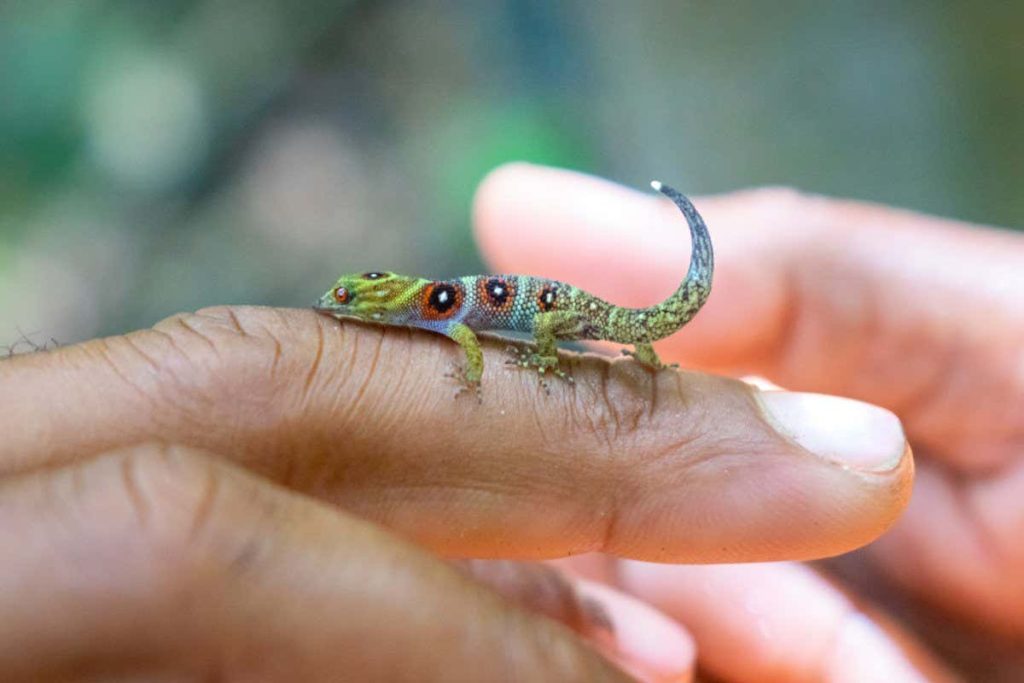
[314,271,417,324]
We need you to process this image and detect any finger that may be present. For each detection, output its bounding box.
[861,458,1024,639]
[559,556,958,683]
[456,560,695,682]
[0,306,911,562]
[0,444,634,682]
[473,163,1024,468]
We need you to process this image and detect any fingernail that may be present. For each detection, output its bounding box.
[757,392,906,472]
[575,579,694,683]
[828,613,930,683]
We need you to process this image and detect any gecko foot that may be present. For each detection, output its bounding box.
[621,346,678,371]
[444,364,483,403]
[505,346,575,390]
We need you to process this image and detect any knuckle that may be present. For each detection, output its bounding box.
[725,185,824,228]
[746,184,817,209]
[93,445,267,597]
[109,445,221,555]
[147,308,303,415]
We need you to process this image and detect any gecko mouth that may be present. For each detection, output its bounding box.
[312,302,342,315]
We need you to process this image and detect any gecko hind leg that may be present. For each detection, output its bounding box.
[622,342,678,371]
[506,311,580,388]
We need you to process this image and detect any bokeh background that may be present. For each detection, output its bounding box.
[2,1,1022,350]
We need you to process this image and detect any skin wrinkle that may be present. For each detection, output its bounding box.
[298,329,439,497]
[318,315,357,417]
[119,451,151,528]
[67,454,90,523]
[609,370,658,438]
[58,451,252,676]
[777,253,850,390]
[522,374,557,452]
[174,317,217,354]
[265,326,285,382]
[224,307,249,338]
[594,472,625,558]
[393,327,418,399]
[118,332,163,375]
[349,324,384,413]
[149,324,199,367]
[645,426,709,474]
[647,366,659,422]
[186,454,222,546]
[958,473,1018,595]
[352,333,428,462]
[454,561,615,642]
[302,317,326,397]
[352,328,438,443]
[892,337,962,454]
[112,448,282,603]
[130,331,219,441]
[562,363,610,461]
[92,338,156,406]
[597,364,624,444]
[759,258,802,377]
[151,316,296,467]
[146,324,234,442]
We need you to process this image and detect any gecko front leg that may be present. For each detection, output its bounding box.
[443,322,484,398]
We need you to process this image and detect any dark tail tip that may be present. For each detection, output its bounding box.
[649,179,714,292]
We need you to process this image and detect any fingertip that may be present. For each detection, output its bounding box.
[828,612,941,683]
[615,562,952,683]
[575,578,695,683]
[473,164,679,300]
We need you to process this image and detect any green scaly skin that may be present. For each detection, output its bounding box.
[314,181,713,392]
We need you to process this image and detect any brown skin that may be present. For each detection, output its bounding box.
[0,317,913,682]
[0,446,633,681]
[11,164,1003,679]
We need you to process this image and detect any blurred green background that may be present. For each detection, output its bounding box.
[2,1,1021,349]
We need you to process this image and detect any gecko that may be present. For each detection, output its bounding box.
[314,181,713,392]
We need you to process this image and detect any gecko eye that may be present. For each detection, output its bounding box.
[332,286,350,304]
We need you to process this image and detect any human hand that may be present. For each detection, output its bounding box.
[0,184,916,680]
[474,163,1024,681]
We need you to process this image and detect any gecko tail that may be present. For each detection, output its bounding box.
[598,180,715,343]
[603,180,714,344]
[650,180,714,294]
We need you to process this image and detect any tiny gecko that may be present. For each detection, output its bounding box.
[314,181,713,390]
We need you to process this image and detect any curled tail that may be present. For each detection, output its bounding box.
[605,181,714,343]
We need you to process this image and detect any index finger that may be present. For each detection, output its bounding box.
[0,306,910,562]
